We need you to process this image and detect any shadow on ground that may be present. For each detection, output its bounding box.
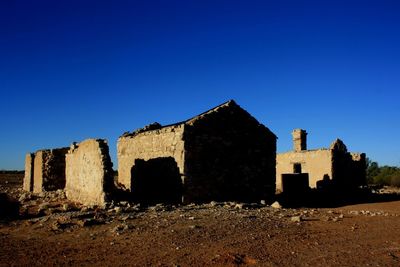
[277,187,400,208]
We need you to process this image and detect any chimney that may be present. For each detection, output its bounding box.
[292,129,307,152]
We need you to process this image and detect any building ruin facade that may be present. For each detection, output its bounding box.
[118,100,277,204]
[276,129,366,192]
[23,148,69,193]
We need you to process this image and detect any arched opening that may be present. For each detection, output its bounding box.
[131,157,182,205]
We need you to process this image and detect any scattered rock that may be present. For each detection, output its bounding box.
[114,207,122,214]
[111,223,131,234]
[271,201,282,209]
[260,200,266,205]
[235,203,244,209]
[290,216,302,223]
[209,201,218,207]
[19,192,31,202]
[62,203,72,212]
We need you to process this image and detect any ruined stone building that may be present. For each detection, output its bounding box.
[276,129,366,192]
[23,147,69,193]
[117,100,277,204]
[23,139,113,206]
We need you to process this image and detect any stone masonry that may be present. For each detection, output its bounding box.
[22,148,69,193]
[23,153,34,192]
[65,139,114,206]
[276,129,366,192]
[118,100,277,204]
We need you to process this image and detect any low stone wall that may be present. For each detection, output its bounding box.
[65,139,113,206]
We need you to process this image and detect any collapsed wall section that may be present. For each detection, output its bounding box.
[117,125,185,191]
[65,139,113,206]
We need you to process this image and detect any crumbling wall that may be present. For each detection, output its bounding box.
[65,139,113,206]
[276,149,332,190]
[331,140,366,189]
[350,153,367,186]
[183,102,276,203]
[23,153,34,191]
[117,125,185,191]
[32,148,69,193]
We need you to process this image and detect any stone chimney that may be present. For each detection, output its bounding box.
[292,129,307,152]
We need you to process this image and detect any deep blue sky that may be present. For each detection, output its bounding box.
[1,0,399,169]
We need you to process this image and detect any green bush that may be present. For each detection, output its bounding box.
[367,159,400,187]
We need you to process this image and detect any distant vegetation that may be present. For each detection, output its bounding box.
[367,159,400,187]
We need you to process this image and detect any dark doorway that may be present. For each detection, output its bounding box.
[281,173,309,195]
[131,157,182,205]
[293,163,302,174]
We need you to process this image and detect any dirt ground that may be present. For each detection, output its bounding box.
[1,173,400,267]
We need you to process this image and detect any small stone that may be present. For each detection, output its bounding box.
[114,207,122,214]
[51,222,61,231]
[62,203,71,212]
[260,200,266,205]
[19,193,30,202]
[291,216,302,223]
[235,203,244,209]
[188,216,195,220]
[209,201,218,207]
[38,202,50,211]
[119,201,128,207]
[271,201,282,209]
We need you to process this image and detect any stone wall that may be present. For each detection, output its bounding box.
[32,148,69,193]
[117,125,185,191]
[350,153,367,186]
[65,139,114,206]
[183,102,276,203]
[331,142,367,189]
[276,149,333,190]
[23,153,34,191]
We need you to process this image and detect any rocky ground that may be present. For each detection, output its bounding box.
[1,173,400,266]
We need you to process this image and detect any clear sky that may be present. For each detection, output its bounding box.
[1,0,399,170]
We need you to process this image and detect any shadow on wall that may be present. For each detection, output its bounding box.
[130,157,182,205]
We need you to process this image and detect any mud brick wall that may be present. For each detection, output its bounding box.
[65,139,113,206]
[183,103,276,203]
[33,148,69,193]
[117,125,185,191]
[23,153,34,191]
